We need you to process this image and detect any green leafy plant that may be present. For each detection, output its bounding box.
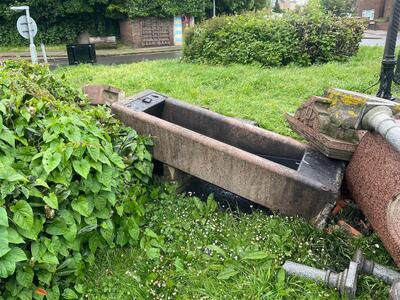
[183,12,365,67]
[321,0,356,16]
[0,60,154,299]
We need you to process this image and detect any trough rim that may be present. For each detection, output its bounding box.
[112,101,330,193]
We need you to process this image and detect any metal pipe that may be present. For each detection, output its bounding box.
[391,280,400,300]
[377,0,400,100]
[353,249,400,285]
[25,8,37,64]
[283,261,358,299]
[362,106,400,153]
[283,261,327,282]
[41,42,48,64]
[213,0,216,17]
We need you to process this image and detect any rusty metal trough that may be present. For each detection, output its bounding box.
[112,90,345,226]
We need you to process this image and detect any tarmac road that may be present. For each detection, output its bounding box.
[361,30,400,46]
[48,50,182,67]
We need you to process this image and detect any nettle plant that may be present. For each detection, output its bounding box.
[0,61,154,299]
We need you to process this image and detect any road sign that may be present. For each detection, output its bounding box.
[16,15,37,39]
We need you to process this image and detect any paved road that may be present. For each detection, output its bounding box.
[49,50,182,67]
[361,30,400,46]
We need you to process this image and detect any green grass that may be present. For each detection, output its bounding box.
[55,46,389,139]
[0,44,65,52]
[54,46,399,299]
[83,190,391,299]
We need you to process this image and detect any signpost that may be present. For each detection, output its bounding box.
[10,6,38,64]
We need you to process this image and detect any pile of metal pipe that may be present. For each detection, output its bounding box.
[283,250,400,299]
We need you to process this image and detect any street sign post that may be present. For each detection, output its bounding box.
[16,15,37,39]
[10,6,38,64]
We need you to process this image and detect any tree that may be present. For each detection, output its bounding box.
[320,0,356,16]
[214,0,271,15]
[272,0,283,13]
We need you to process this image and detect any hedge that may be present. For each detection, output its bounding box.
[183,13,366,66]
[0,61,154,299]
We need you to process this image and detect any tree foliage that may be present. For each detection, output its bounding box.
[321,0,356,16]
[272,0,283,13]
[215,0,271,15]
[0,0,272,45]
[0,60,155,298]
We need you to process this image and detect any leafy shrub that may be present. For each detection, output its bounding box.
[0,61,154,299]
[183,13,366,66]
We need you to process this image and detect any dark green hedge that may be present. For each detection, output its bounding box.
[0,17,119,46]
[183,13,366,66]
[0,0,214,46]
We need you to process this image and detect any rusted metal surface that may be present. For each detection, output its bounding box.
[346,132,400,267]
[83,85,125,106]
[112,90,345,225]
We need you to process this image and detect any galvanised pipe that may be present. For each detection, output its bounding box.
[391,281,400,300]
[377,0,400,100]
[353,249,400,285]
[362,106,400,153]
[283,261,358,299]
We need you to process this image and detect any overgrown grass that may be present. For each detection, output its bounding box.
[54,46,399,299]
[55,46,388,138]
[83,189,391,299]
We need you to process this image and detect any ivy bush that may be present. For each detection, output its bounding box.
[0,61,154,299]
[183,13,366,66]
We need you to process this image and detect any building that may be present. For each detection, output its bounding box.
[120,16,194,48]
[279,0,308,10]
[356,0,392,29]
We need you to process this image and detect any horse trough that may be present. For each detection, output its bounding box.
[112,90,345,226]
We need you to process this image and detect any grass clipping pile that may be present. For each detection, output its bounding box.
[0,61,154,299]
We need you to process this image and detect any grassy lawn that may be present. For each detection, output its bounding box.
[55,46,398,299]
[83,192,391,299]
[56,46,388,139]
[0,44,65,53]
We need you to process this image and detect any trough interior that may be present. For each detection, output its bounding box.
[145,98,305,170]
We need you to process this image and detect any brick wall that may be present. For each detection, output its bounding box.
[384,0,393,20]
[356,0,385,19]
[119,17,173,48]
[120,19,133,44]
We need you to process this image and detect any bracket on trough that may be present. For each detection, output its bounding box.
[124,92,166,115]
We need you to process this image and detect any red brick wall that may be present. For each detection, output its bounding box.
[120,19,133,44]
[384,0,393,20]
[356,0,385,19]
[119,17,173,48]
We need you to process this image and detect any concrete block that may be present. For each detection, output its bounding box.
[83,85,125,106]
